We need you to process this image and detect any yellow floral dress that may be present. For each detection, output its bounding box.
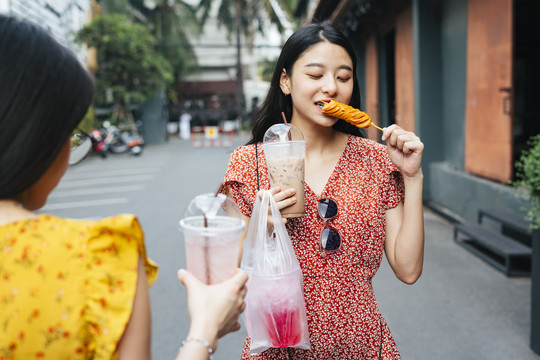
[0,214,158,360]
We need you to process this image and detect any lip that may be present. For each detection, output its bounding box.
[315,99,330,109]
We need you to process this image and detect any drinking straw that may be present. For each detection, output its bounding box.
[282,112,293,142]
[203,212,211,284]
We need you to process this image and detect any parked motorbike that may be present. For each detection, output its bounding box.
[103,123,144,156]
[87,128,109,158]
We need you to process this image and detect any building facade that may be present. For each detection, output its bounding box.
[175,1,290,127]
[297,0,539,224]
[0,0,91,65]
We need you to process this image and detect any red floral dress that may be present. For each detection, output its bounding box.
[224,135,404,359]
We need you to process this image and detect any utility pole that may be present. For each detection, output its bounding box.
[234,0,244,121]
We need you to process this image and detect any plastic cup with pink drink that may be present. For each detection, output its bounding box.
[179,193,245,284]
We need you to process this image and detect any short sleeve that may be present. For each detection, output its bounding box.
[384,171,404,210]
[380,154,404,210]
[85,214,158,360]
[223,145,263,217]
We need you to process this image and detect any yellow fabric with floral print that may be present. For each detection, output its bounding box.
[0,214,158,360]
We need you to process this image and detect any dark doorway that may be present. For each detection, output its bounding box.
[378,29,396,128]
[513,0,540,175]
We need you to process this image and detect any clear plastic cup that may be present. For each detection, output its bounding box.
[179,193,245,284]
[262,124,306,218]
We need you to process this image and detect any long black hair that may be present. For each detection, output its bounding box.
[0,15,94,199]
[247,22,364,145]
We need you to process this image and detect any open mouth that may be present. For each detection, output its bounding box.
[315,100,329,108]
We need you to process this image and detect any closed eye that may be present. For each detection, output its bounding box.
[337,77,351,82]
[308,74,322,79]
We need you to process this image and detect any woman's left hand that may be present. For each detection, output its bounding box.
[381,125,424,178]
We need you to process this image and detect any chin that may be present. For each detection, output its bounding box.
[23,197,48,211]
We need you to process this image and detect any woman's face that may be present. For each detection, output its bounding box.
[280,41,354,127]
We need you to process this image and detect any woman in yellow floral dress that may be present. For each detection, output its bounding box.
[0,15,247,360]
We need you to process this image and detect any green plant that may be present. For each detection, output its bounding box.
[76,14,173,129]
[514,134,540,230]
[78,106,97,132]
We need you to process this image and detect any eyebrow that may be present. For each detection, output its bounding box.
[304,63,353,71]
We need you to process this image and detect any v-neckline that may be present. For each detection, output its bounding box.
[304,135,351,199]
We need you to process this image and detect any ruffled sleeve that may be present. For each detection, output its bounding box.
[378,148,404,210]
[84,214,158,360]
[223,144,266,217]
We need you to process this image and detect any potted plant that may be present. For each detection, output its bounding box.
[515,134,540,230]
[514,133,540,355]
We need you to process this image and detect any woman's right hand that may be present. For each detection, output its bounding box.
[259,187,296,225]
[177,269,248,351]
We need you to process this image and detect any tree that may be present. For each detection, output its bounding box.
[76,13,173,127]
[96,0,200,104]
[195,0,297,117]
[197,0,298,47]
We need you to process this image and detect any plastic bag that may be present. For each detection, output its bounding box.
[241,190,310,354]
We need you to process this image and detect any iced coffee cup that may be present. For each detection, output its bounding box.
[179,193,245,284]
[261,124,306,218]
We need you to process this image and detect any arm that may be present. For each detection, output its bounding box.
[117,256,152,360]
[382,125,425,284]
[175,269,248,360]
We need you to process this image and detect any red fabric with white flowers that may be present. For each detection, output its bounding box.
[224,135,404,359]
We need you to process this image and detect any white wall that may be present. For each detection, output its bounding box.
[0,0,90,65]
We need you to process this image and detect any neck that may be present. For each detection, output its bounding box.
[0,199,36,225]
[290,118,348,154]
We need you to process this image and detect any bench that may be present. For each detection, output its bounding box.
[454,223,532,276]
[478,208,532,246]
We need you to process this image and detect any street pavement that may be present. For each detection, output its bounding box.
[44,134,540,359]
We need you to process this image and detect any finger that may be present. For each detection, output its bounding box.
[402,140,424,155]
[273,188,295,202]
[231,321,241,332]
[177,268,191,286]
[381,124,399,141]
[395,133,417,150]
[232,269,249,288]
[258,187,280,200]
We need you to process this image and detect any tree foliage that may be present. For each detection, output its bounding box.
[76,13,173,108]
[96,0,199,103]
[196,0,298,46]
[514,134,540,230]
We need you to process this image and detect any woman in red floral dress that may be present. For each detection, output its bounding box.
[223,22,425,360]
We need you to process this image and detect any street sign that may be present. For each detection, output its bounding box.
[205,126,219,139]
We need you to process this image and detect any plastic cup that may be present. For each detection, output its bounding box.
[262,141,306,218]
[179,194,245,284]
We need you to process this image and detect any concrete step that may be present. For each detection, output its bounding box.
[454,223,532,276]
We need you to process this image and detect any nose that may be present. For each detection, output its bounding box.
[321,78,338,96]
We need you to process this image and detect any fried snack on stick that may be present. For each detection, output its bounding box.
[318,100,383,131]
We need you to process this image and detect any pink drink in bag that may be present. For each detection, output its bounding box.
[241,191,310,354]
[264,302,303,347]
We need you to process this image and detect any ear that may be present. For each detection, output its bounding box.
[279,69,291,96]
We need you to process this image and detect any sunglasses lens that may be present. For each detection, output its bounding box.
[318,198,338,219]
[321,227,341,251]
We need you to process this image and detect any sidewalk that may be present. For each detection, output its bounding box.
[139,136,540,359]
[373,208,539,359]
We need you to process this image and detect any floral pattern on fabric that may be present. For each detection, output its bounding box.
[224,135,404,359]
[0,214,158,360]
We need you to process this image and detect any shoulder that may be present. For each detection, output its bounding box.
[226,144,259,171]
[230,144,258,159]
[348,135,388,156]
[346,135,398,173]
